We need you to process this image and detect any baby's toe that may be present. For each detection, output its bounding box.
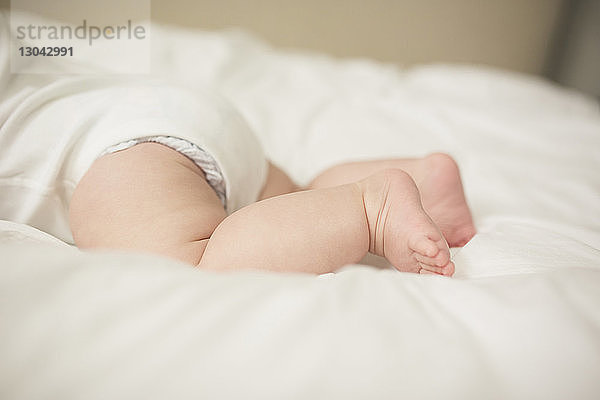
[418,262,445,274]
[441,261,455,276]
[414,250,450,267]
[410,236,440,258]
[418,260,454,276]
[419,268,438,275]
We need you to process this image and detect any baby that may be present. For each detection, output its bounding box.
[68,84,475,276]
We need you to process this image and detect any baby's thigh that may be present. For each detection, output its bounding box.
[69,142,226,265]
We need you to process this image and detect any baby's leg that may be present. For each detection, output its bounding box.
[201,169,453,275]
[70,143,297,266]
[71,143,452,275]
[70,142,226,265]
[308,153,476,247]
[258,162,300,200]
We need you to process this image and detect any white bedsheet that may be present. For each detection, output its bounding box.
[1,22,600,399]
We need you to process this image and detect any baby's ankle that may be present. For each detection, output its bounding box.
[357,169,420,255]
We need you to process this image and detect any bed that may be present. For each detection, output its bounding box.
[1,23,600,399]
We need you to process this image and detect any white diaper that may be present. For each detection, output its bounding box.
[0,76,268,243]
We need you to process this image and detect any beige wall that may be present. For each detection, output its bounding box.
[550,0,600,97]
[1,0,564,76]
[151,0,564,75]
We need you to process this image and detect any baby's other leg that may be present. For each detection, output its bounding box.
[308,153,476,247]
[200,169,454,276]
[69,142,226,265]
[258,162,300,200]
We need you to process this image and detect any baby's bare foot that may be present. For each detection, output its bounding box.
[308,153,475,247]
[359,169,454,276]
[412,153,476,247]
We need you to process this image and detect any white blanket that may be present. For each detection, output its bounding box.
[1,22,600,399]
